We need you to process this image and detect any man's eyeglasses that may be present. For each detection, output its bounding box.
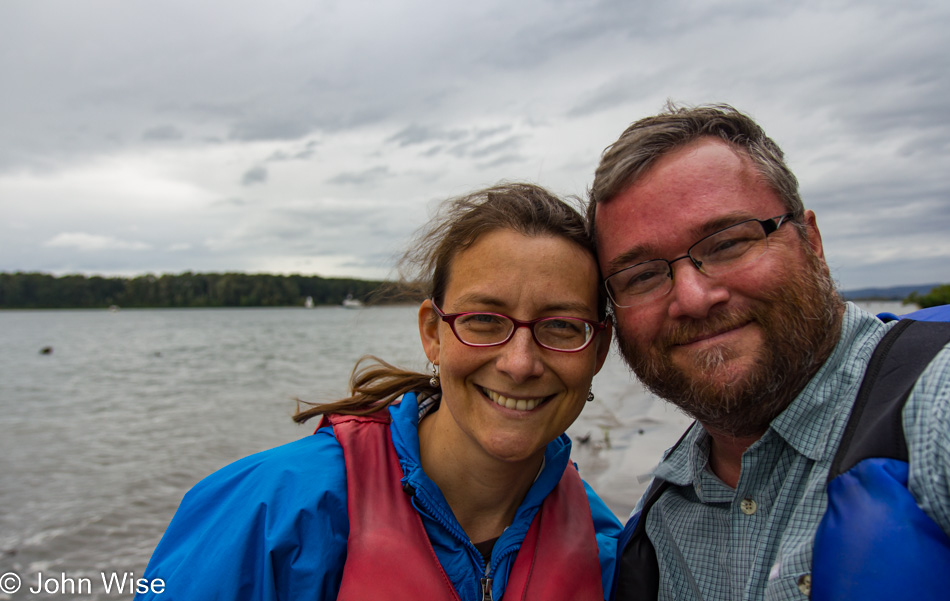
[431,302,606,352]
[604,213,796,308]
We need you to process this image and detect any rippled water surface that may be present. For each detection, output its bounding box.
[0,307,434,597]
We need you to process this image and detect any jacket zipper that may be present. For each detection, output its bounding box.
[480,572,493,601]
[410,485,502,601]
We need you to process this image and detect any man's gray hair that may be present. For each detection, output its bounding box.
[588,102,805,230]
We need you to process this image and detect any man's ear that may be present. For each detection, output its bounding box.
[802,210,825,259]
[418,299,441,364]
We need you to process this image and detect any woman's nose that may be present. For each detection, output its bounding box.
[494,326,545,382]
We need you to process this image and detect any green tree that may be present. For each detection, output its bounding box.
[906,284,950,309]
[0,271,390,309]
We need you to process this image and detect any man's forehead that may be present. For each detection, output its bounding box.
[598,202,765,274]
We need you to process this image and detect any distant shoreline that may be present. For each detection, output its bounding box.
[0,271,421,309]
[1,270,942,309]
[840,282,943,301]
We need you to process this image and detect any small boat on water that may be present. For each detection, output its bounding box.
[304,296,314,309]
[342,294,363,309]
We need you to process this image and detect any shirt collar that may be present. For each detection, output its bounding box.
[652,423,705,487]
[768,303,886,461]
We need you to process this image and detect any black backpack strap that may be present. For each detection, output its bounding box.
[613,478,672,601]
[614,424,694,601]
[829,318,950,481]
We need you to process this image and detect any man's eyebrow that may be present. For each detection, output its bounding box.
[605,211,758,276]
[606,245,656,276]
[700,212,757,235]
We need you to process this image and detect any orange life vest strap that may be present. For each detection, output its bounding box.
[505,461,604,601]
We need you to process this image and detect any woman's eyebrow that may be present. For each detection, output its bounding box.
[451,294,593,316]
[451,293,506,308]
[541,300,598,316]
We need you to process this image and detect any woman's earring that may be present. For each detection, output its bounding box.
[429,363,440,388]
[586,388,594,403]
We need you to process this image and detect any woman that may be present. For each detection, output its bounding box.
[136,183,620,600]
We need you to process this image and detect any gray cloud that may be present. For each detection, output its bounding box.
[44,232,151,252]
[241,166,269,186]
[408,126,521,161]
[267,140,320,162]
[1,0,948,288]
[386,125,517,161]
[229,116,320,143]
[142,124,185,141]
[477,154,526,170]
[212,197,248,208]
[468,135,524,159]
[326,166,391,186]
[567,82,639,119]
[387,125,466,147]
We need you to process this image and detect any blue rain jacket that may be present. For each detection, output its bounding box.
[136,392,620,600]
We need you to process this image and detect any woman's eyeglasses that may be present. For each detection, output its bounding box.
[431,302,606,352]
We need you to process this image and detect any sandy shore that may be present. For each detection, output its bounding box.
[566,350,693,519]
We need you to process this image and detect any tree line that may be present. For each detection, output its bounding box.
[906,284,950,309]
[0,272,417,309]
[3,271,946,311]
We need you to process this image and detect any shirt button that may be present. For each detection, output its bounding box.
[797,573,811,596]
[740,498,757,515]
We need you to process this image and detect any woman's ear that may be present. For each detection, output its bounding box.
[418,299,441,364]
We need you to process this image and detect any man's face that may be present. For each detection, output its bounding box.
[594,138,842,436]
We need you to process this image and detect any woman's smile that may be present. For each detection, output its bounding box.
[479,385,554,412]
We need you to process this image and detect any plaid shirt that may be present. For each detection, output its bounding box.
[637,303,950,600]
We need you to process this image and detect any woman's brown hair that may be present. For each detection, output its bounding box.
[293,182,603,422]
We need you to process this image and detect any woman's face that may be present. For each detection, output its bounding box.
[419,228,611,466]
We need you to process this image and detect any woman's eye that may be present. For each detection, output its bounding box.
[471,313,500,323]
[458,313,505,329]
[538,319,585,337]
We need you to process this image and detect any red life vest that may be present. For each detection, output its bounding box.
[322,411,604,601]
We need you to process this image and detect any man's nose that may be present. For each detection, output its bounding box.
[666,258,729,320]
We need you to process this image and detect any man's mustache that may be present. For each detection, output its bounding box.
[660,307,759,349]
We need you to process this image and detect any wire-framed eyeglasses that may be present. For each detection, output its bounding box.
[604,213,796,308]
[431,302,606,352]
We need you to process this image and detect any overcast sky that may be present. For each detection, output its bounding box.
[2,0,948,291]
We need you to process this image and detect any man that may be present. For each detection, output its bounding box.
[588,103,950,600]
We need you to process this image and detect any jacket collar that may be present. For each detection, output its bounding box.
[388,392,574,524]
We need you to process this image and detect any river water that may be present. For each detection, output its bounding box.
[0,301,912,599]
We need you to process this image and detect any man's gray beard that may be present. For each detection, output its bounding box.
[617,252,844,437]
